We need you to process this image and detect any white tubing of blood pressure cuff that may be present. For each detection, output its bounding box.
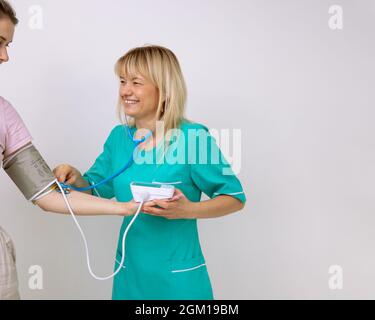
[56,182,143,281]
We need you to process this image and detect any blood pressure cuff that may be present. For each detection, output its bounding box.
[3,144,57,201]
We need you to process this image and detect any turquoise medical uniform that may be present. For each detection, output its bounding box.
[82,121,246,300]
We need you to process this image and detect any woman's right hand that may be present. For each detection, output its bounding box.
[53,164,83,186]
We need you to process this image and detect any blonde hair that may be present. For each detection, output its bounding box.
[115,45,187,136]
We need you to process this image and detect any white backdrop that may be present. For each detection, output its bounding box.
[1,0,375,299]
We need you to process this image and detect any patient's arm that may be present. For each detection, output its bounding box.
[5,141,32,158]
[4,143,139,216]
[35,189,138,216]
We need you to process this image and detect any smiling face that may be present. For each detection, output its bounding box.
[0,17,14,64]
[119,73,160,122]
[115,46,187,135]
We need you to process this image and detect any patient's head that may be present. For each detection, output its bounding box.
[0,0,18,64]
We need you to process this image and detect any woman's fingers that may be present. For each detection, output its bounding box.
[53,164,76,183]
[65,176,77,185]
[149,200,170,209]
[139,189,186,213]
[142,200,168,215]
[168,194,183,202]
[143,201,156,208]
[53,167,63,182]
[143,206,166,215]
[66,170,78,184]
[55,171,67,183]
[167,189,185,202]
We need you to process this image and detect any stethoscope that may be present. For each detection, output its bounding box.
[55,116,153,281]
[59,117,153,193]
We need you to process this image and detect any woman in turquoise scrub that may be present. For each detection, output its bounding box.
[54,45,246,300]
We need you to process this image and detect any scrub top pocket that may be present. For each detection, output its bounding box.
[168,255,214,300]
[151,169,186,196]
[151,163,185,186]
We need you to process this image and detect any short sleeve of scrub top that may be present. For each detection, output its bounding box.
[185,123,246,204]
